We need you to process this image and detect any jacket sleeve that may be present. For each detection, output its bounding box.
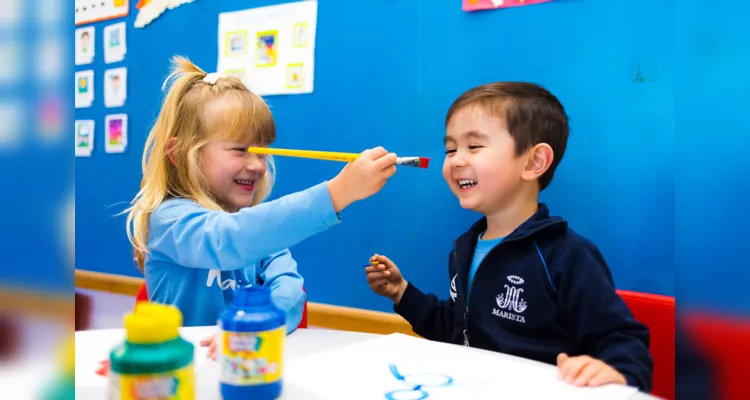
[147,181,341,271]
[259,249,306,334]
[393,252,458,343]
[556,240,654,392]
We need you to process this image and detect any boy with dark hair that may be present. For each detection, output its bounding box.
[365,82,653,391]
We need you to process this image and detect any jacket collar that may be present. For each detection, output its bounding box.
[455,203,567,252]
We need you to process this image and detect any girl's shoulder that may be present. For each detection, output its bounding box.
[150,197,206,227]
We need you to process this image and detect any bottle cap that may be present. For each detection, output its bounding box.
[233,285,272,307]
[124,302,182,344]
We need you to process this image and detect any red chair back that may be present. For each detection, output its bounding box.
[616,290,675,400]
[134,282,309,329]
[682,313,750,400]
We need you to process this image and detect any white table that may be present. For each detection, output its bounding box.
[75,326,658,399]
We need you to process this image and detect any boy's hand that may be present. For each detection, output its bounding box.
[365,254,408,305]
[327,147,397,212]
[556,353,626,387]
[200,333,218,361]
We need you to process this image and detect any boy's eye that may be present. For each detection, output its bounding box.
[469,145,483,150]
[444,149,456,154]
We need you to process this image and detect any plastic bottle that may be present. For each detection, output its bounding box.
[42,335,75,400]
[108,302,195,399]
[218,285,286,400]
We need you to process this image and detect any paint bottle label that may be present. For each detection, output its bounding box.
[108,364,194,399]
[218,326,284,386]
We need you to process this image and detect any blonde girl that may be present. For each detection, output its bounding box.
[125,56,397,332]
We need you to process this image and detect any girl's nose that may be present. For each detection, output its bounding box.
[245,154,266,171]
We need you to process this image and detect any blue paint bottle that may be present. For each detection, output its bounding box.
[218,285,286,400]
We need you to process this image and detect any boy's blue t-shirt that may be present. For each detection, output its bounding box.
[467,232,504,305]
[144,181,341,331]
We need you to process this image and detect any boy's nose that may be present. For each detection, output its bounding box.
[449,153,468,168]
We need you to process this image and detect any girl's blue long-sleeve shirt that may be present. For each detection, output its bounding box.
[144,181,341,331]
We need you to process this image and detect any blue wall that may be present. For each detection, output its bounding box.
[76,0,702,314]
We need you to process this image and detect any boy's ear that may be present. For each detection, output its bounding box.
[522,143,554,182]
[165,138,178,165]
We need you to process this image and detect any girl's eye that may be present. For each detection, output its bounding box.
[233,147,247,153]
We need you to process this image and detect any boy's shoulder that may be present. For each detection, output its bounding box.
[534,216,614,285]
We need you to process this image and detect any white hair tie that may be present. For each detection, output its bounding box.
[203,72,223,85]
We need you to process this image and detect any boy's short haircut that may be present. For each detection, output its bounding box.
[445,82,570,190]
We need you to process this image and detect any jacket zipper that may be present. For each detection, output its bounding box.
[452,248,470,346]
[454,236,508,347]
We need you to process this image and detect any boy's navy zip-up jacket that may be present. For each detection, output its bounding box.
[394,204,653,392]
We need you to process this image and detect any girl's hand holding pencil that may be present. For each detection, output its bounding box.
[325,147,397,213]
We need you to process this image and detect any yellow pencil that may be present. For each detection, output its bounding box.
[247,147,430,168]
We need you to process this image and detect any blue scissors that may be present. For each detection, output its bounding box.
[384,363,454,400]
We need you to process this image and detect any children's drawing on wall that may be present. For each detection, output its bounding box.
[104,67,127,108]
[75,120,95,157]
[293,23,308,47]
[103,22,127,63]
[286,63,303,88]
[75,70,94,108]
[225,31,247,57]
[75,26,95,65]
[462,0,554,12]
[0,101,22,149]
[37,38,64,84]
[75,0,130,26]
[0,42,21,86]
[105,114,127,153]
[39,96,64,144]
[217,1,317,96]
[255,31,278,67]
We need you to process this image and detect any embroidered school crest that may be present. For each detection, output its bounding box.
[492,275,527,323]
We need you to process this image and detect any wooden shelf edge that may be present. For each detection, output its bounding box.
[75,269,144,296]
[74,270,418,337]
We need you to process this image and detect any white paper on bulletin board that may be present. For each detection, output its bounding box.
[217,0,317,96]
[75,0,129,26]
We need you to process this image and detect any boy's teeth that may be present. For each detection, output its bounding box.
[458,179,477,188]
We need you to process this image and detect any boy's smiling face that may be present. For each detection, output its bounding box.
[442,105,530,215]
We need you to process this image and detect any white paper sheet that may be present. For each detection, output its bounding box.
[75,119,95,157]
[103,22,127,63]
[75,70,94,108]
[105,114,127,153]
[104,67,127,108]
[286,333,639,400]
[217,1,317,96]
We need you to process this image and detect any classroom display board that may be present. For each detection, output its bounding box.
[76,0,750,314]
[217,1,318,95]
